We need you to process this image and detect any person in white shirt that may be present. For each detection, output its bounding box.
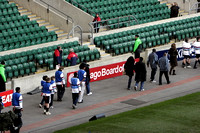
[182,38,192,68]
[193,37,200,69]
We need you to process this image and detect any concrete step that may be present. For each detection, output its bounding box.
[21,11,32,16]
[48,27,59,32]
[37,19,46,24]
[9,1,15,4]
[57,32,68,38]
[46,25,55,29]
[179,10,185,13]
[82,42,91,46]
[30,16,41,21]
[101,53,111,58]
[39,22,50,26]
[35,68,46,74]
[18,9,28,13]
[58,36,68,40]
[17,6,23,10]
[87,44,97,50]
[55,30,64,34]
[28,14,37,18]
[180,12,189,16]
[160,1,167,4]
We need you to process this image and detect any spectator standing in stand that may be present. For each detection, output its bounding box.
[170,2,179,18]
[55,67,65,101]
[0,61,6,92]
[134,57,146,91]
[182,38,192,68]
[193,36,200,69]
[54,46,63,69]
[66,48,78,66]
[133,35,142,59]
[168,43,178,75]
[93,13,101,33]
[147,49,158,83]
[124,56,135,90]
[158,53,170,85]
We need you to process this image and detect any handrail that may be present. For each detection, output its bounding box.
[70,0,96,15]
[88,15,138,44]
[40,0,74,24]
[68,25,83,45]
[189,2,200,14]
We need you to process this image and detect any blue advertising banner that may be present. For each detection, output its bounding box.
[156,47,195,61]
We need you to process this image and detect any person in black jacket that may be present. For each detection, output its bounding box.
[80,60,92,95]
[170,2,179,18]
[134,57,147,91]
[124,56,135,90]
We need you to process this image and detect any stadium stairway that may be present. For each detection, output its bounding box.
[83,42,111,59]
[10,1,69,40]
[160,0,189,16]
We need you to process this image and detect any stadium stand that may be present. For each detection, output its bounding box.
[0,41,100,79]
[66,0,170,28]
[94,16,200,55]
[0,0,57,52]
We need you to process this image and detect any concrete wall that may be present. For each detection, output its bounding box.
[12,0,93,32]
[41,0,94,32]
[11,52,136,94]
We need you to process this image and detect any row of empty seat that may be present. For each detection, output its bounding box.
[94,16,200,55]
[66,0,170,28]
[0,0,58,52]
[0,41,100,79]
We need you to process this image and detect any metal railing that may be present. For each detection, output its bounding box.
[70,0,96,15]
[88,15,138,44]
[189,2,200,14]
[68,25,83,45]
[40,0,74,24]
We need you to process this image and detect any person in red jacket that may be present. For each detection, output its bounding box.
[93,13,101,33]
[54,46,63,69]
[66,48,78,66]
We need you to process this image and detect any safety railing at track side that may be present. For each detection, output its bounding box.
[88,15,138,44]
[40,0,74,24]
[70,0,96,16]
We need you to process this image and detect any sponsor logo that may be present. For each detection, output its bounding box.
[66,62,125,87]
[90,65,124,81]
[0,90,13,107]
